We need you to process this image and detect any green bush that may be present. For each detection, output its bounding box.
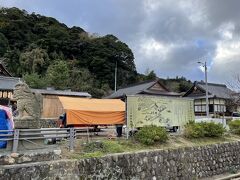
[135,125,168,145]
[229,120,240,135]
[201,122,225,137]
[184,121,205,138]
[184,121,225,138]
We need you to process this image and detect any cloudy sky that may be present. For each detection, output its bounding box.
[0,0,239,83]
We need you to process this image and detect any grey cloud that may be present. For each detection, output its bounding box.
[202,0,240,26]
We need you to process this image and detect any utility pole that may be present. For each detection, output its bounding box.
[198,61,209,117]
[114,61,117,92]
[204,61,209,118]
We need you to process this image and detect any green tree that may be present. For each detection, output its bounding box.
[3,48,21,76]
[68,68,94,91]
[0,7,139,94]
[145,70,157,80]
[46,60,69,90]
[19,47,49,74]
[0,33,9,56]
[23,73,47,88]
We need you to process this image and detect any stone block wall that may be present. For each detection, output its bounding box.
[78,142,240,179]
[0,149,61,165]
[40,118,58,128]
[1,141,240,179]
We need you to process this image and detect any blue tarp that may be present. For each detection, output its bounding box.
[0,109,11,148]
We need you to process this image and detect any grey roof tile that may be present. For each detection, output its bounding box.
[31,89,91,97]
[196,82,234,99]
[0,76,21,90]
[106,81,156,98]
[106,80,176,98]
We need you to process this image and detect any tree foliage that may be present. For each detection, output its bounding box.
[0,7,137,97]
[23,73,47,88]
[0,7,193,97]
[46,60,70,90]
[19,47,49,74]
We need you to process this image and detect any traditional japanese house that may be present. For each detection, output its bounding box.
[183,81,234,116]
[106,79,181,99]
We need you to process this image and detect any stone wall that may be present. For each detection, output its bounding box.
[1,141,240,179]
[0,148,61,165]
[77,142,240,179]
[13,118,58,129]
[40,118,58,128]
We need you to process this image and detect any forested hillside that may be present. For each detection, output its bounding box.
[0,7,192,97]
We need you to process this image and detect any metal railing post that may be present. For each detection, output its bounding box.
[69,128,75,152]
[87,127,90,143]
[12,129,19,153]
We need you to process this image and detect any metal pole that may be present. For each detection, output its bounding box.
[87,127,89,143]
[12,129,19,153]
[69,128,75,152]
[205,61,209,118]
[114,61,117,92]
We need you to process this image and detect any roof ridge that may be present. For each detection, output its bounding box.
[196,81,227,87]
[31,88,89,94]
[117,79,157,90]
[0,76,21,81]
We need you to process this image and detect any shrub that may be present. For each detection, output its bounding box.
[184,121,225,138]
[135,125,168,145]
[184,121,205,138]
[229,120,240,135]
[201,122,225,137]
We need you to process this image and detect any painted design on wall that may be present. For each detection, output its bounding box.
[127,96,195,128]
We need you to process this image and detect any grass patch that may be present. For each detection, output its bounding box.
[83,140,124,154]
[60,134,240,160]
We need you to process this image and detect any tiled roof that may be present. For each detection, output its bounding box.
[0,63,12,76]
[105,79,177,99]
[196,81,234,99]
[0,76,21,90]
[184,81,234,99]
[31,89,91,97]
[141,89,181,96]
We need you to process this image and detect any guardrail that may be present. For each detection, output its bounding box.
[0,128,93,153]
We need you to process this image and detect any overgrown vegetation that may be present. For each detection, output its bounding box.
[201,122,225,137]
[61,134,239,160]
[229,120,240,135]
[135,125,168,145]
[0,7,193,97]
[69,140,125,159]
[83,140,124,154]
[184,121,225,138]
[184,121,205,138]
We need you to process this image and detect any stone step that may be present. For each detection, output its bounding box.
[0,146,61,165]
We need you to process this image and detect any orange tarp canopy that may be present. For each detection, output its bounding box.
[58,97,125,125]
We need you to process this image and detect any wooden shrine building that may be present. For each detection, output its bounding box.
[183,81,234,116]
